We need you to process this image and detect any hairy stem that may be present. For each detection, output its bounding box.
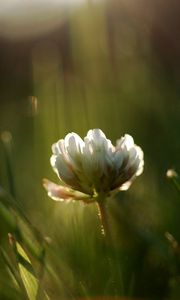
[97,200,112,243]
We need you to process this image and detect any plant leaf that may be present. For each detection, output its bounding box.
[16,242,38,300]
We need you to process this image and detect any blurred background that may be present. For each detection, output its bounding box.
[0,0,180,299]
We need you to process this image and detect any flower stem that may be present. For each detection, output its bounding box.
[97,200,111,243]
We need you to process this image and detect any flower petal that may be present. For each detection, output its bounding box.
[86,128,107,146]
[65,133,84,159]
[83,129,114,178]
[119,180,133,191]
[43,178,94,203]
[43,178,73,201]
[51,154,73,181]
[116,134,134,151]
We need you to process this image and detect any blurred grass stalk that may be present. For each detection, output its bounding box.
[1,130,43,257]
[1,131,16,198]
[0,130,49,299]
[167,169,180,194]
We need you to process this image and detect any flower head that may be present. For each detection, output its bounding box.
[166,169,178,179]
[44,129,144,203]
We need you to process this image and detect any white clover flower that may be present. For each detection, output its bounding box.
[44,129,144,203]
